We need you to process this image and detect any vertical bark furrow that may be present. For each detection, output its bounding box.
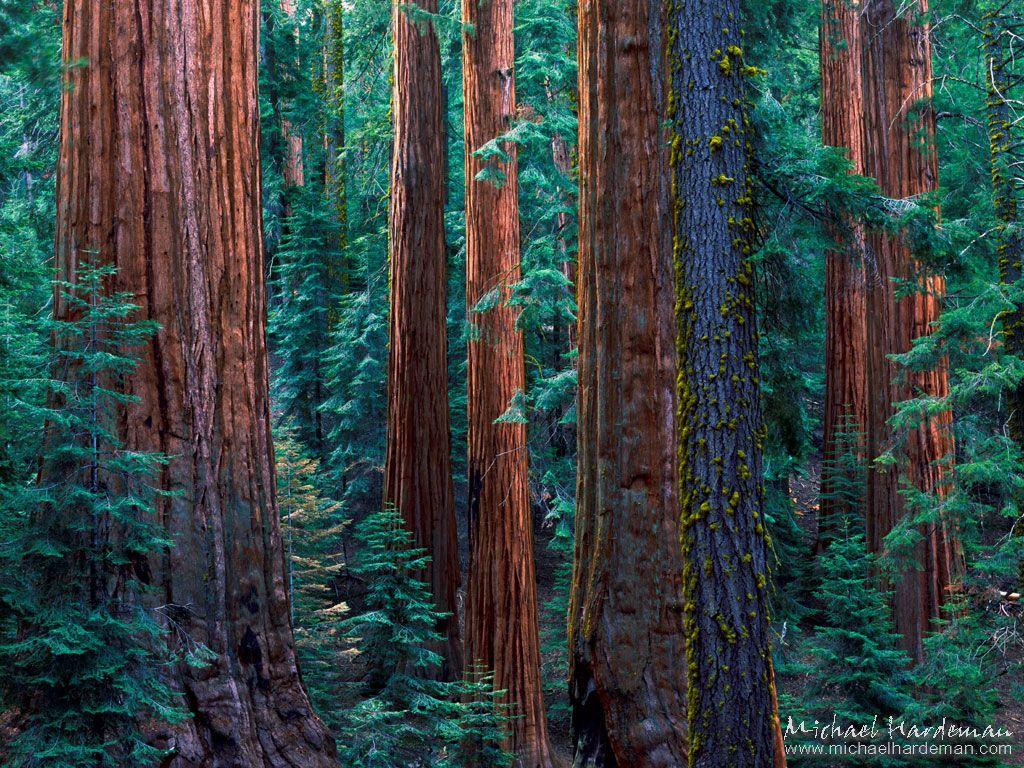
[860,0,961,662]
[463,0,552,764]
[54,2,336,765]
[568,1,688,766]
[818,0,869,551]
[668,2,785,766]
[385,0,463,680]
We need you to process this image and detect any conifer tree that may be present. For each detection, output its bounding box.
[335,509,512,768]
[0,266,184,768]
[274,427,349,728]
[907,606,1004,768]
[983,2,1024,587]
[569,0,687,765]
[818,0,869,552]
[811,519,915,724]
[668,1,787,765]
[387,0,463,678]
[322,285,389,506]
[819,416,868,552]
[324,0,350,302]
[860,0,961,662]
[462,0,551,761]
[269,192,344,456]
[52,0,335,760]
[0,0,58,489]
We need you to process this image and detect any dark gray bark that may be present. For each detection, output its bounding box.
[667,2,786,766]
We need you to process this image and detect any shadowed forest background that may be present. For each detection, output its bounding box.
[0,0,1023,766]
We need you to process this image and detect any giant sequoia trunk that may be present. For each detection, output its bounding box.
[817,0,869,552]
[860,0,961,663]
[280,0,305,193]
[462,0,552,764]
[668,1,786,766]
[54,1,335,765]
[385,0,463,679]
[567,0,688,765]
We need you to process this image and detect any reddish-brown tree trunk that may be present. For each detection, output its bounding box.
[385,1,463,680]
[817,0,869,553]
[463,0,552,764]
[860,0,962,662]
[54,1,335,765]
[280,0,305,192]
[568,1,688,766]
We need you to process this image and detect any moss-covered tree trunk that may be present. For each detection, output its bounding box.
[860,0,961,663]
[667,1,786,765]
[463,0,552,763]
[817,0,869,552]
[568,0,688,766]
[984,4,1024,588]
[385,0,463,680]
[985,9,1024,446]
[54,1,335,764]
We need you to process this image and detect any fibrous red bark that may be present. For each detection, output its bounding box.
[817,0,869,552]
[463,0,552,762]
[385,0,463,679]
[280,0,305,192]
[860,0,962,662]
[54,1,335,765]
[568,0,688,765]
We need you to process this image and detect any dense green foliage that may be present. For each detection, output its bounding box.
[0,0,1021,764]
[0,266,184,767]
[331,509,511,768]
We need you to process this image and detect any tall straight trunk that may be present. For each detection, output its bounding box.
[817,0,869,552]
[54,1,335,765]
[668,1,786,766]
[280,0,305,192]
[861,0,961,663]
[385,0,462,680]
[324,0,350,306]
[463,0,552,765]
[984,6,1024,586]
[568,1,687,766]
